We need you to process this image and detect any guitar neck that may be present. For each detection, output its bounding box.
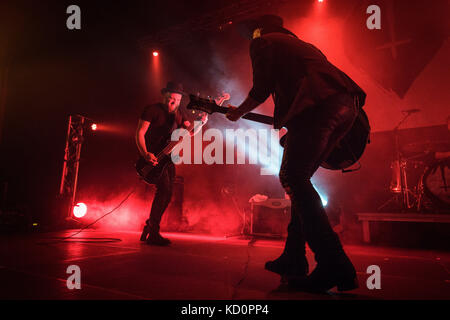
[241,112,274,125]
[214,106,274,125]
[158,122,199,159]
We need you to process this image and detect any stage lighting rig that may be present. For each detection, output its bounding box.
[138,0,288,49]
[58,114,96,221]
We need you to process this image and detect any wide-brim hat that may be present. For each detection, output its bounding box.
[161,81,186,95]
[236,14,297,40]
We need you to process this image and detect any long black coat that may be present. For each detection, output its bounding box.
[248,32,366,129]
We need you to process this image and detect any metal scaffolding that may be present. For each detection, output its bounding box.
[59,115,87,219]
[138,0,288,49]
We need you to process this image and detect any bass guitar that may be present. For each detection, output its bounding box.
[135,93,231,184]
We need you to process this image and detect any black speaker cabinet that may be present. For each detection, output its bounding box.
[250,199,290,237]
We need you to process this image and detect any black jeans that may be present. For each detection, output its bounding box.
[146,162,175,233]
[279,94,358,265]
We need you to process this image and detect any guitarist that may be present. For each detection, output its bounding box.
[136,81,207,246]
[226,15,367,292]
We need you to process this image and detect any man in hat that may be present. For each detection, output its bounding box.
[226,15,366,292]
[136,81,207,246]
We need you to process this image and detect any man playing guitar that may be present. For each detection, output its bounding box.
[226,15,367,292]
[135,81,207,246]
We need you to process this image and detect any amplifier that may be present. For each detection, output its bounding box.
[250,199,291,237]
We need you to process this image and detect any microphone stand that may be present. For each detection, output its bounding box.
[378,111,417,212]
[221,185,251,239]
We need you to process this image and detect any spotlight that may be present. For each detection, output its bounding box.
[318,0,324,2]
[152,51,159,57]
[73,202,87,218]
[91,123,97,131]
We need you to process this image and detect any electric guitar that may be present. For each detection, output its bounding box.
[185,94,370,171]
[135,93,231,184]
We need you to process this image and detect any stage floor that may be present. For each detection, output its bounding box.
[0,230,449,300]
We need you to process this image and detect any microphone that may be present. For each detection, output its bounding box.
[402,109,421,114]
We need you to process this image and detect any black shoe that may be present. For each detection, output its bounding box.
[288,257,358,293]
[265,254,309,279]
[146,233,171,246]
[140,225,150,241]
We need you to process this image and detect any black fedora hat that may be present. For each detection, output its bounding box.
[236,14,297,40]
[161,81,186,95]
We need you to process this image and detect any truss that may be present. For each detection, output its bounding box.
[59,115,87,219]
[138,0,288,49]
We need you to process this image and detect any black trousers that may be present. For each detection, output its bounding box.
[279,94,358,265]
[146,162,175,233]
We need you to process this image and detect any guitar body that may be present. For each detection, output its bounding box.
[135,155,171,184]
[321,108,370,170]
[279,109,370,170]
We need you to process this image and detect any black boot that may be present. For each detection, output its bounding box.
[146,232,171,246]
[143,221,171,246]
[140,220,152,242]
[140,225,150,241]
[289,254,358,293]
[265,253,309,280]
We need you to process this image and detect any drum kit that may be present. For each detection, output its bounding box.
[378,110,450,213]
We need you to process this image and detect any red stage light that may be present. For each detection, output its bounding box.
[91,123,97,131]
[152,51,159,57]
[73,202,87,218]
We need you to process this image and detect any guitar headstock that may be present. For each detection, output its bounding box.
[186,92,231,114]
[214,92,231,106]
[188,108,207,121]
[186,95,216,114]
